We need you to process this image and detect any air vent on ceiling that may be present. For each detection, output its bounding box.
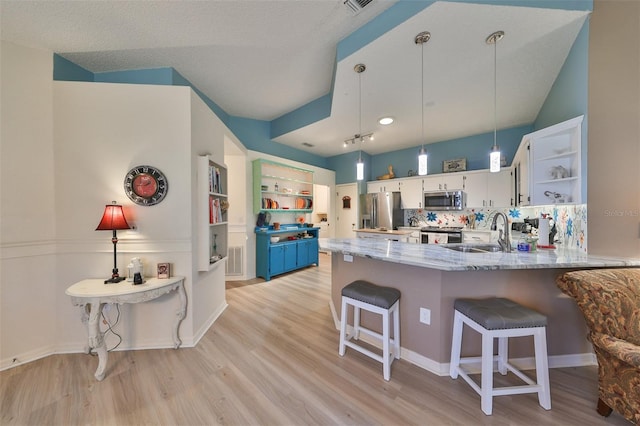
[344,0,373,15]
[302,142,314,148]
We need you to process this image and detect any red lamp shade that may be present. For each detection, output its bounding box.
[96,203,131,231]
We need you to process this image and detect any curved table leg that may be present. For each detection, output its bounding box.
[173,282,187,349]
[86,302,108,381]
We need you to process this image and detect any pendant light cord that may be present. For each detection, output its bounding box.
[359,69,363,162]
[421,41,425,151]
[493,35,497,149]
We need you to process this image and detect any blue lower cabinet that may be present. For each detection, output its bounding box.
[255,226,320,281]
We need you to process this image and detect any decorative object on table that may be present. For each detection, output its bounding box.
[95,201,131,284]
[123,165,168,206]
[296,215,305,225]
[157,262,171,279]
[443,158,467,173]
[220,199,230,213]
[548,165,570,179]
[270,236,280,243]
[376,164,395,180]
[273,222,281,230]
[126,257,143,282]
[133,272,143,285]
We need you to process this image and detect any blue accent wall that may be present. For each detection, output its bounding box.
[368,125,532,180]
[534,19,589,202]
[94,68,174,85]
[52,0,592,180]
[53,54,93,82]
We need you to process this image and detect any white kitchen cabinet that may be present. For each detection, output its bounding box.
[527,115,583,205]
[462,172,487,208]
[423,173,464,192]
[512,139,531,206]
[461,170,512,208]
[367,180,400,193]
[398,176,424,208]
[486,169,513,207]
[313,184,329,214]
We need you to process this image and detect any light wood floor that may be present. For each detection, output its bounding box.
[1,253,631,425]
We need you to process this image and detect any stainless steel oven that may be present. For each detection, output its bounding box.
[420,227,463,244]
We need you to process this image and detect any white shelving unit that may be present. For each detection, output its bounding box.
[526,115,584,205]
[253,159,314,214]
[198,155,228,272]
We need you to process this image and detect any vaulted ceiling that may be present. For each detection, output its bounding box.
[0,0,589,157]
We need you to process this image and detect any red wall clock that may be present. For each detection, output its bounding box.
[124,165,168,206]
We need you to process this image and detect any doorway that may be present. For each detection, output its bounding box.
[335,183,358,238]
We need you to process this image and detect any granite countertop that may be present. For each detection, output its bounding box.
[354,228,415,235]
[318,238,640,271]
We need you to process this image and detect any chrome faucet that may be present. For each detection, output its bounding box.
[491,212,512,252]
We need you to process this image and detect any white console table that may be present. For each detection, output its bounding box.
[65,276,186,381]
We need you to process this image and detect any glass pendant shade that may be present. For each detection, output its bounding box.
[490,145,501,173]
[418,147,428,176]
[356,159,364,181]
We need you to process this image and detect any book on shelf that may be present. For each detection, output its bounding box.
[209,196,223,224]
[208,165,223,194]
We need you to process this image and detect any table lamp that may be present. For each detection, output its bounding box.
[96,201,131,284]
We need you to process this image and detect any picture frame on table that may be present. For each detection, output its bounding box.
[157,263,171,279]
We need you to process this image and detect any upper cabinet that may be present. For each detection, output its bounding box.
[197,155,228,272]
[423,173,464,192]
[522,115,584,206]
[253,159,314,214]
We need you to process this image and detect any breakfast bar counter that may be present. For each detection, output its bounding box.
[319,238,640,375]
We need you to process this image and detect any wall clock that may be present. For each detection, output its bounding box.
[124,165,168,206]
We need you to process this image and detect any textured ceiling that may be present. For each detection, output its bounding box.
[0,0,589,157]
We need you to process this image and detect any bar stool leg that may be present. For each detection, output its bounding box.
[393,302,400,360]
[339,298,348,356]
[534,328,551,410]
[353,306,361,340]
[449,310,463,378]
[497,336,508,375]
[481,331,494,415]
[382,308,390,381]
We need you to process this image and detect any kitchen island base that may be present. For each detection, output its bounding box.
[330,254,592,376]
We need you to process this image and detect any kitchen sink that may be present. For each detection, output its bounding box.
[442,244,503,253]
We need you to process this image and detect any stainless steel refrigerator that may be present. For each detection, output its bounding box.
[359,191,403,230]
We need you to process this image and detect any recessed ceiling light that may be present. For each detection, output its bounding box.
[378,117,394,125]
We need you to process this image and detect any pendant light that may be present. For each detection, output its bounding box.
[487,30,504,173]
[354,63,366,181]
[415,31,431,176]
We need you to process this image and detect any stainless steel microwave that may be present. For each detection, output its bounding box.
[423,190,466,211]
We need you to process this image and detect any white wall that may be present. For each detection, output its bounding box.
[1,42,230,368]
[1,41,58,367]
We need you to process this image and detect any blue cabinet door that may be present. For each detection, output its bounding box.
[283,243,297,271]
[297,240,309,266]
[269,244,286,276]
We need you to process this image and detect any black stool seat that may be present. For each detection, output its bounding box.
[342,280,400,309]
[454,297,547,330]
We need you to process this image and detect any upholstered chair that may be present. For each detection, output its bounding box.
[556,268,640,424]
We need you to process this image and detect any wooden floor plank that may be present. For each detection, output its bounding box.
[0,253,631,425]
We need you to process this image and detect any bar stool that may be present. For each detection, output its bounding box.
[339,280,400,381]
[449,297,551,415]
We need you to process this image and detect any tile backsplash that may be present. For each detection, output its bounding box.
[404,204,587,253]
